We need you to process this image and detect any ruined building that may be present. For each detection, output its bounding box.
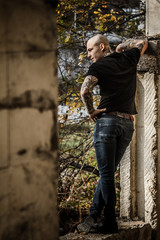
[120,0,160,239]
[0,0,160,240]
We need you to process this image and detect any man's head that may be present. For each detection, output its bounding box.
[87,34,111,62]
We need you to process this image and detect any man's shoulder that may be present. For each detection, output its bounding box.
[125,47,140,53]
[123,48,141,62]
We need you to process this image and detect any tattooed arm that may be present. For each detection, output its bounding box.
[81,75,106,122]
[116,39,148,57]
[81,75,97,114]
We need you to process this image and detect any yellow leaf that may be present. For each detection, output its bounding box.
[65,34,70,43]
[90,2,96,7]
[99,25,103,32]
[111,15,116,22]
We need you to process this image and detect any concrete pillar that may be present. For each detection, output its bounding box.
[143,72,157,227]
[120,146,131,218]
[120,43,160,236]
[136,41,160,239]
[146,0,160,36]
[157,71,160,240]
[136,75,145,220]
[0,1,58,239]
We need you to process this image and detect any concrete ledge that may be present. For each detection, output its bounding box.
[60,221,152,240]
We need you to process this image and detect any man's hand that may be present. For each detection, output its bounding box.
[81,75,107,121]
[89,108,106,122]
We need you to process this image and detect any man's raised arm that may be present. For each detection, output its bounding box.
[116,39,148,56]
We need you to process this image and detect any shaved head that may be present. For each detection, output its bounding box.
[87,34,111,52]
[88,34,109,47]
[87,34,112,62]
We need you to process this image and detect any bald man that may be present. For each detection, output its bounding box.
[77,34,148,234]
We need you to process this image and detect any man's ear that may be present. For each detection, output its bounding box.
[99,43,105,52]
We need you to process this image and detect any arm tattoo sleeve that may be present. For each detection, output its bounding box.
[81,75,98,114]
[117,39,145,55]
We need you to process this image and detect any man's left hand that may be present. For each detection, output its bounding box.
[89,108,107,122]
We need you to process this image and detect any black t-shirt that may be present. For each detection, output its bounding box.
[86,48,140,114]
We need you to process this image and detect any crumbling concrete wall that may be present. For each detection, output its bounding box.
[0,0,58,239]
[137,71,157,227]
[120,3,160,238]
[120,40,160,239]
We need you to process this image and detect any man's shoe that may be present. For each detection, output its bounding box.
[90,221,118,234]
[77,216,95,233]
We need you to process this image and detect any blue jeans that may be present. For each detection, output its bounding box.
[89,114,134,223]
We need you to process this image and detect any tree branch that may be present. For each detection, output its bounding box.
[69,162,99,176]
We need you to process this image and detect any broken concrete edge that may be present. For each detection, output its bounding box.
[137,40,160,74]
[60,221,152,240]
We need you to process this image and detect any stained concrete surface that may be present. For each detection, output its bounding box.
[60,221,152,240]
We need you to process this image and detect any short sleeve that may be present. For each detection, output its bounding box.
[85,63,100,81]
[123,48,140,64]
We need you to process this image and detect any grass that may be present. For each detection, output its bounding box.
[58,118,120,224]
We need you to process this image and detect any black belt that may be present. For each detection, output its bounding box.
[100,111,134,122]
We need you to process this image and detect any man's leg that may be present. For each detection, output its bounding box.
[91,117,134,233]
[91,116,118,233]
[77,117,134,233]
[77,120,105,233]
[94,140,117,231]
[89,179,104,219]
[115,119,134,171]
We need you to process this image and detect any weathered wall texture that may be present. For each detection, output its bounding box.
[157,73,160,240]
[143,72,157,227]
[137,42,160,238]
[136,76,145,219]
[146,0,160,36]
[0,1,58,239]
[60,222,152,240]
[156,41,160,240]
[120,146,131,218]
[120,40,160,239]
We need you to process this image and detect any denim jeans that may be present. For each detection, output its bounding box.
[89,114,134,224]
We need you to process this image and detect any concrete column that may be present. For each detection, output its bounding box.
[143,72,157,226]
[146,0,160,36]
[120,146,131,218]
[146,1,160,236]
[157,77,160,240]
[0,1,58,239]
[136,75,145,220]
[136,41,160,239]
[156,42,160,240]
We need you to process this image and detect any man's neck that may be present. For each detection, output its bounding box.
[104,51,111,57]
